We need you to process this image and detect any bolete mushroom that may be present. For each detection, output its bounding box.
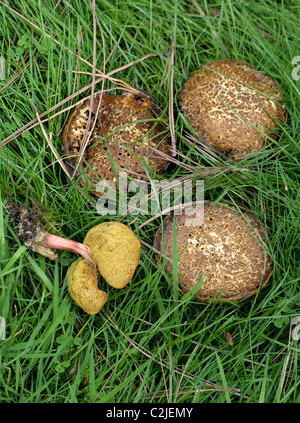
[178,59,285,156]
[154,202,272,301]
[66,221,141,314]
[62,91,171,194]
[8,202,91,261]
[83,221,141,289]
[8,203,140,314]
[67,258,108,315]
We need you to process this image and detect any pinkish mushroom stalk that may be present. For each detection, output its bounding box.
[33,232,92,262]
[7,202,91,262]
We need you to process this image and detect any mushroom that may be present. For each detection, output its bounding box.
[83,221,141,289]
[8,203,140,314]
[67,258,108,315]
[8,202,91,261]
[62,91,171,194]
[178,59,285,156]
[154,202,272,301]
[66,221,141,314]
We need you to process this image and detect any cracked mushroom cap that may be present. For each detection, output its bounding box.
[62,91,171,194]
[154,203,273,301]
[178,59,285,156]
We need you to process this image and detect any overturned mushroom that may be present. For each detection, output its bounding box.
[154,202,272,301]
[66,221,140,314]
[83,222,141,289]
[178,59,285,156]
[67,258,107,315]
[8,203,140,314]
[62,91,171,194]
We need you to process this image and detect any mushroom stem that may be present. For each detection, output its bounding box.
[34,232,92,261]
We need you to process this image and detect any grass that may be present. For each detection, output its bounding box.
[0,0,299,403]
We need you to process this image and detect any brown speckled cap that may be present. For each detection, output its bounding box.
[178,59,285,156]
[154,202,273,301]
[62,91,171,193]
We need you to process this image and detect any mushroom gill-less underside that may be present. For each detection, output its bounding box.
[62,91,171,194]
[83,221,141,289]
[66,221,141,315]
[178,59,285,156]
[154,203,273,301]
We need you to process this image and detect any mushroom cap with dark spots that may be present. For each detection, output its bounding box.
[178,59,285,157]
[154,202,273,301]
[62,91,171,195]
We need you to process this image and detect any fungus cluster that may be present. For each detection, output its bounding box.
[9,203,140,315]
[13,58,284,314]
[60,59,283,308]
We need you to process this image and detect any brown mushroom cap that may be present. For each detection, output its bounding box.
[178,59,285,156]
[83,221,141,289]
[154,203,273,301]
[62,91,171,193]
